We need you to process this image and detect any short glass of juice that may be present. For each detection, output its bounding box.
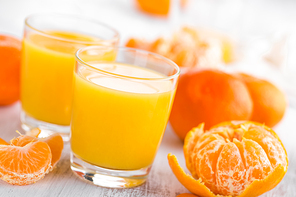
[21,14,119,141]
[70,46,180,188]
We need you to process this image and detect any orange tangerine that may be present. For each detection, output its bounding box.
[236,73,286,128]
[136,0,170,16]
[168,121,288,197]
[0,34,21,105]
[169,69,253,140]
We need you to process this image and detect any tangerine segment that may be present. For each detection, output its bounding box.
[216,142,246,196]
[11,134,63,168]
[242,125,287,169]
[0,138,8,145]
[11,135,38,147]
[167,153,219,197]
[0,141,51,185]
[184,123,204,177]
[182,121,288,196]
[41,134,63,167]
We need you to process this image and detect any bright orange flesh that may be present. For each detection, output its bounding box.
[0,141,52,185]
[11,134,63,168]
[41,134,63,167]
[11,135,38,147]
[0,138,9,145]
[169,121,288,197]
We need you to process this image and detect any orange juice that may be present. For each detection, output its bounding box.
[71,63,176,170]
[21,31,104,125]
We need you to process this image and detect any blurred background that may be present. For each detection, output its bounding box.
[1,0,296,106]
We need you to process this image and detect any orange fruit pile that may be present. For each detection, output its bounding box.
[0,34,21,106]
[169,69,287,140]
[126,27,235,68]
[168,121,288,197]
[0,130,63,185]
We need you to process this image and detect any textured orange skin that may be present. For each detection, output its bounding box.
[0,35,21,105]
[237,74,286,128]
[136,0,170,16]
[168,121,288,197]
[177,193,198,197]
[169,69,253,140]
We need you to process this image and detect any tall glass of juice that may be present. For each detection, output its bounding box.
[70,46,180,188]
[21,14,119,141]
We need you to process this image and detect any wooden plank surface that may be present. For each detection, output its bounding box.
[0,102,295,197]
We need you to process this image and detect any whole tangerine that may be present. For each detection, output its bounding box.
[236,73,286,128]
[169,69,253,140]
[0,34,21,105]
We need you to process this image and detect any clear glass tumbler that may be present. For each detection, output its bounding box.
[21,14,119,141]
[70,46,180,188]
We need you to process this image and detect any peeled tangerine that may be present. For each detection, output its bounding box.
[168,121,288,197]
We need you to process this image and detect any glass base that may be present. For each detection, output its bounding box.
[70,153,151,188]
[20,110,70,142]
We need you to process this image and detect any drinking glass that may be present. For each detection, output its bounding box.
[70,46,180,188]
[21,14,119,141]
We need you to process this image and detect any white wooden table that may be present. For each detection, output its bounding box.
[0,102,295,197]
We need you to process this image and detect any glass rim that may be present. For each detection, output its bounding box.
[25,13,120,45]
[75,46,180,81]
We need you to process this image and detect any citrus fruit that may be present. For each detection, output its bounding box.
[177,193,197,197]
[0,34,21,105]
[126,27,234,68]
[236,73,286,128]
[0,138,8,145]
[136,0,170,16]
[41,134,63,167]
[126,38,152,51]
[0,141,52,185]
[169,69,253,140]
[11,133,63,168]
[168,121,288,197]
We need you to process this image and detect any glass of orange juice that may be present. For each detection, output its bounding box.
[21,14,119,141]
[70,46,180,188]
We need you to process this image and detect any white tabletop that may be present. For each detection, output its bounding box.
[0,103,295,197]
